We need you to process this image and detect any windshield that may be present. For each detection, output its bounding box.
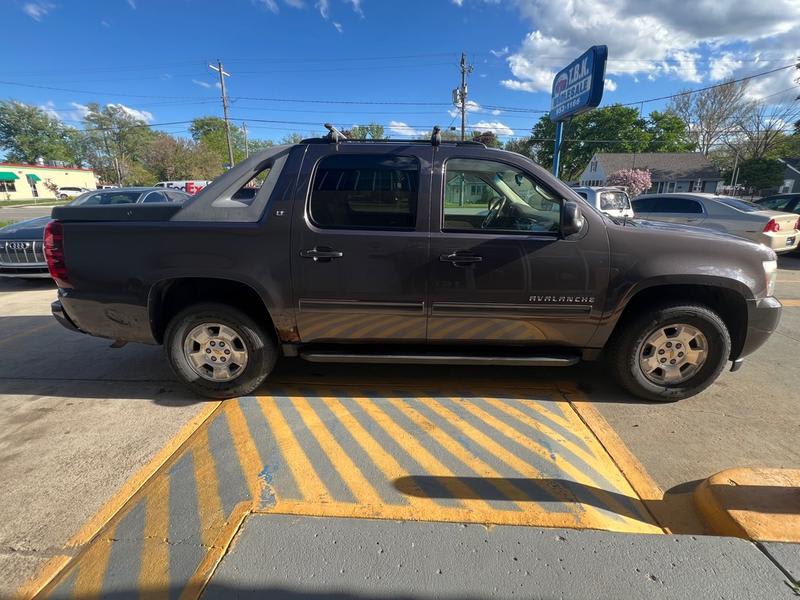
[70,190,142,206]
[715,197,763,212]
[598,190,631,210]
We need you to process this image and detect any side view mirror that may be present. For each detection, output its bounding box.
[561,200,585,237]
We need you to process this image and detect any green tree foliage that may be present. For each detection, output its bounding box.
[504,138,533,157]
[525,105,695,180]
[83,103,158,185]
[737,158,785,192]
[0,101,78,164]
[280,132,305,144]
[646,111,695,152]
[142,135,224,182]
[349,123,385,140]
[189,116,247,165]
[471,130,502,148]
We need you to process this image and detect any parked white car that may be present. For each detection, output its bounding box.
[632,193,800,253]
[572,186,634,219]
[56,186,92,199]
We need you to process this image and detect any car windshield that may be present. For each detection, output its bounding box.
[70,191,142,206]
[715,197,763,212]
[598,190,630,210]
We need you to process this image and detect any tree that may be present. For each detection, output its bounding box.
[83,103,157,185]
[667,80,750,156]
[142,135,223,182]
[730,102,800,160]
[646,111,695,152]
[504,138,533,157]
[0,101,78,164]
[471,130,502,148]
[189,117,247,165]
[737,158,784,192]
[529,105,650,180]
[280,132,304,144]
[349,123,385,140]
[606,169,652,197]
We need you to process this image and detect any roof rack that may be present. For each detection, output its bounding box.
[299,123,486,147]
[299,137,486,147]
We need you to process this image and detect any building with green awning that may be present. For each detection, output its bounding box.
[0,163,96,200]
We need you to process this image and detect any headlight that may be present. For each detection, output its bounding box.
[763,260,777,297]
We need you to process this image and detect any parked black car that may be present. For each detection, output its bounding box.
[46,136,781,402]
[0,187,189,278]
[754,193,800,215]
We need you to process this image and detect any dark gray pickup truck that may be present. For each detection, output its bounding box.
[45,136,781,401]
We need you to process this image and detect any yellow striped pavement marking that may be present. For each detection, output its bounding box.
[70,522,117,600]
[139,478,170,600]
[387,396,551,514]
[291,394,385,506]
[781,298,800,307]
[258,395,333,503]
[25,384,668,600]
[192,428,225,547]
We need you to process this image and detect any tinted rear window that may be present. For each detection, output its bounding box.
[634,197,702,214]
[71,191,141,206]
[309,154,419,230]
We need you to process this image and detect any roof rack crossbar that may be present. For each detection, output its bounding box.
[298,137,487,147]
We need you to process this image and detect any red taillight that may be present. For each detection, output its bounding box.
[763,219,780,233]
[44,220,71,288]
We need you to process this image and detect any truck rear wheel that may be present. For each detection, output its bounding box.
[165,303,277,399]
[609,303,731,402]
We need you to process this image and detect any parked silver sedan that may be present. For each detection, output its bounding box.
[632,193,800,253]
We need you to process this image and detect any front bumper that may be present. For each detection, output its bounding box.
[51,299,83,334]
[738,296,782,359]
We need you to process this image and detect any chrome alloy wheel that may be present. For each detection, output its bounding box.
[183,323,249,382]
[638,323,708,385]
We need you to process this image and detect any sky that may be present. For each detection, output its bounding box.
[4,0,799,143]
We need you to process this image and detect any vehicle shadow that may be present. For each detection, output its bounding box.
[778,254,800,270]
[392,475,710,536]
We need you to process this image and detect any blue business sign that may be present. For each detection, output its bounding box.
[549,45,608,121]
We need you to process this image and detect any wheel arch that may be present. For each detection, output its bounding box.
[608,281,750,360]
[148,277,280,345]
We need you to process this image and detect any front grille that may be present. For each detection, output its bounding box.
[0,240,46,266]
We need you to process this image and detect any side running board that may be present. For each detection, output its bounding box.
[299,351,579,367]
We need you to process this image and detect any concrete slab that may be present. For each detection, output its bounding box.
[203,514,795,600]
[761,542,800,583]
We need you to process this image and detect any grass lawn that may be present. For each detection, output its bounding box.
[0,221,12,229]
[0,199,70,208]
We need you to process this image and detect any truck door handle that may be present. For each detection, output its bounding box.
[440,252,483,265]
[300,247,343,262]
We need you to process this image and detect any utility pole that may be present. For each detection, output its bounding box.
[242,121,249,158]
[454,52,474,141]
[209,60,235,168]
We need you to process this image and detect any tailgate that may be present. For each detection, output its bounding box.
[51,204,182,222]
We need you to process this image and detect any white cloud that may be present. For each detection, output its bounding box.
[70,102,90,120]
[192,79,221,89]
[333,21,343,33]
[490,46,509,58]
[107,103,154,123]
[22,2,54,21]
[347,0,364,16]
[388,121,426,138]
[499,0,800,93]
[316,0,329,18]
[127,0,136,8]
[604,78,618,92]
[491,109,502,115]
[284,0,304,6]
[100,19,111,27]
[256,0,279,12]
[39,101,60,120]
[472,121,514,136]
[448,100,481,118]
[451,0,464,5]
[709,52,743,81]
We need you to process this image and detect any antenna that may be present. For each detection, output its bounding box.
[324,123,348,143]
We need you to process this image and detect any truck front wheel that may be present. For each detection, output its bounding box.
[609,303,731,402]
[165,303,277,399]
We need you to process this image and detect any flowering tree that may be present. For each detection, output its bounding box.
[606,169,652,197]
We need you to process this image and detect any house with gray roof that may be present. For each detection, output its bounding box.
[578,152,723,194]
[777,158,800,194]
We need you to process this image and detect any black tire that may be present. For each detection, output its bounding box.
[608,303,731,402]
[165,303,277,399]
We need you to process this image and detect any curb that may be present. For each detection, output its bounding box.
[694,467,800,542]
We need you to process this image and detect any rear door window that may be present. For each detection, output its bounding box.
[309,154,419,230]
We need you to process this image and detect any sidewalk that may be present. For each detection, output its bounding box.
[201,515,798,600]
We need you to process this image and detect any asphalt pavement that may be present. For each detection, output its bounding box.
[2,256,799,598]
[0,205,55,224]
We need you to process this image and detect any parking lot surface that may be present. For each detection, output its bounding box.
[2,255,799,598]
